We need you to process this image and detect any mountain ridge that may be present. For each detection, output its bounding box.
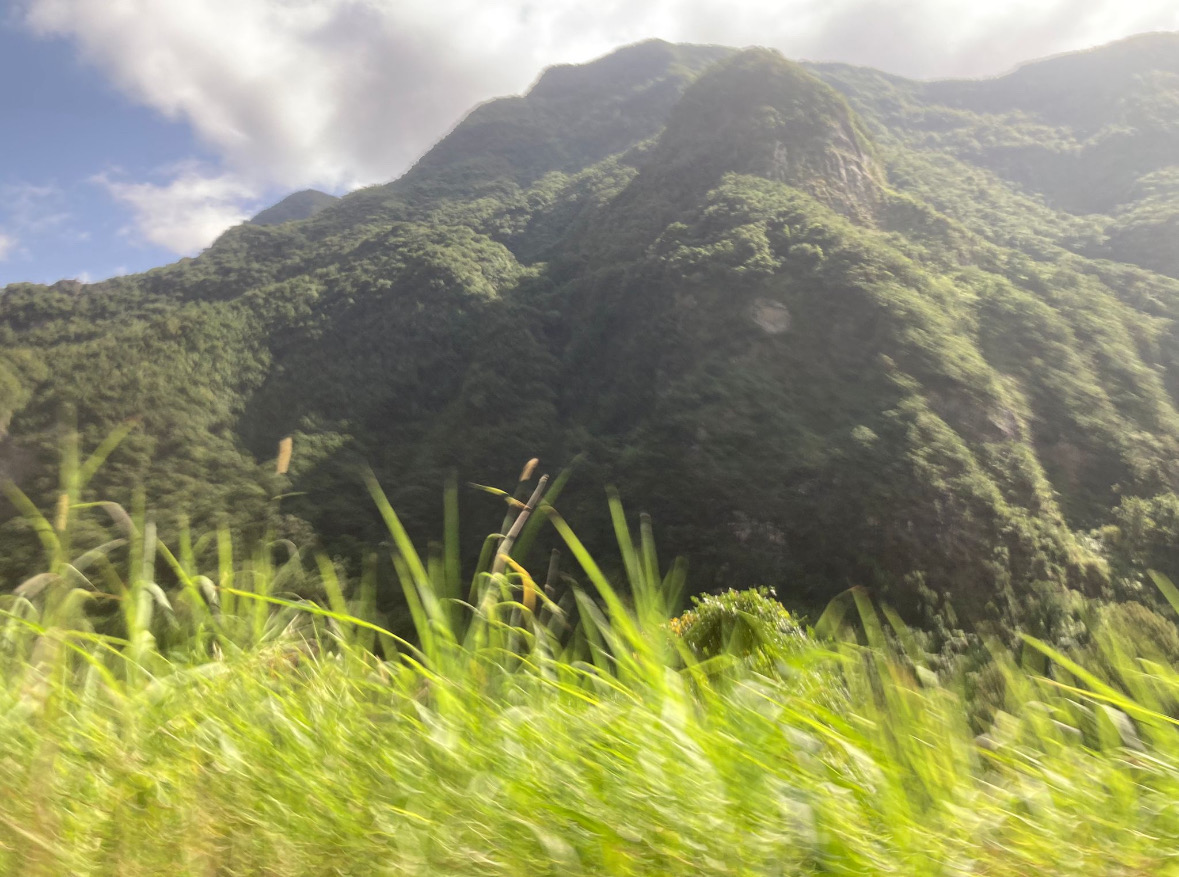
[249,190,339,226]
[4,35,1179,617]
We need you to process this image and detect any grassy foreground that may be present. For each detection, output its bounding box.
[3,455,1179,874]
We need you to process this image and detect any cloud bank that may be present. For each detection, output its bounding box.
[93,163,259,253]
[0,232,16,263]
[19,0,1179,254]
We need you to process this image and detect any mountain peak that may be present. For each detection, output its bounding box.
[397,41,734,196]
[649,48,884,220]
[249,190,338,226]
[527,39,731,100]
[1010,30,1179,78]
[924,30,1179,133]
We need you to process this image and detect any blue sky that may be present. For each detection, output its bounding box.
[2,0,1177,289]
[0,20,204,284]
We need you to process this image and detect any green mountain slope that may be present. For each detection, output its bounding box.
[249,190,339,226]
[4,36,1179,615]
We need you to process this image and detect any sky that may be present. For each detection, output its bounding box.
[1,0,1177,287]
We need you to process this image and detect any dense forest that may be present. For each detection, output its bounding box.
[4,33,1179,620]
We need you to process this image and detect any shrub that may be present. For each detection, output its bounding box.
[669,586,810,671]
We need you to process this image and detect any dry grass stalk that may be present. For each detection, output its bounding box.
[276,437,293,475]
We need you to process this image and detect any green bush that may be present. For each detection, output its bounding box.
[670,586,811,671]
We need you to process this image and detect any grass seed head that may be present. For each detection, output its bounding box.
[276,437,294,475]
[520,458,539,482]
[53,493,69,533]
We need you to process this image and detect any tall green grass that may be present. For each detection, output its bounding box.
[3,444,1179,874]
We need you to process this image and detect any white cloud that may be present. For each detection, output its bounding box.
[2,181,70,236]
[0,232,16,262]
[92,163,261,253]
[18,0,1179,254]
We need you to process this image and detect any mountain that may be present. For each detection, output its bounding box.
[249,190,339,226]
[4,36,1179,616]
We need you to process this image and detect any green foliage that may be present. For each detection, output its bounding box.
[7,37,1179,871]
[670,586,810,671]
[4,470,1179,874]
[5,37,1179,618]
[248,189,339,226]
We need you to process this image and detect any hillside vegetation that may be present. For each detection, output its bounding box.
[5,459,1179,875]
[5,35,1179,616]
